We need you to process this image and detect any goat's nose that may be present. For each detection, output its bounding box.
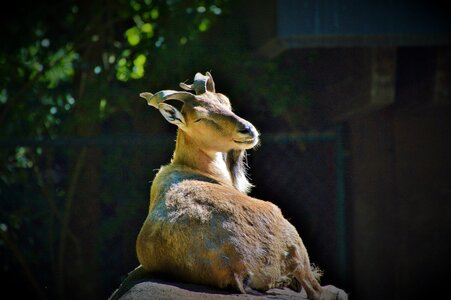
[238,124,253,135]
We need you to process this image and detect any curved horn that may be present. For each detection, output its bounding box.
[178,72,215,95]
[205,71,215,92]
[179,82,192,91]
[139,90,194,108]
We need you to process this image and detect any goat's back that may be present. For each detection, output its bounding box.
[136,167,311,292]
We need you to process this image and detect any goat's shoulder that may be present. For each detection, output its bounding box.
[151,164,281,216]
[168,178,280,216]
[152,164,220,195]
[163,180,284,230]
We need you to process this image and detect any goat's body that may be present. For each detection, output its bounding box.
[132,72,340,299]
[137,165,319,294]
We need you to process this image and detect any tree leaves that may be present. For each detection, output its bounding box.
[125,26,141,46]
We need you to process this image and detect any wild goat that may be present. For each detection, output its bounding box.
[111,72,344,300]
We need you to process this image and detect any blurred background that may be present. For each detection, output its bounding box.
[1,0,450,299]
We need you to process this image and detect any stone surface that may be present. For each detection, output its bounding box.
[116,279,347,300]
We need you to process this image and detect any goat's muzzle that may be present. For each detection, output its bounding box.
[233,122,259,149]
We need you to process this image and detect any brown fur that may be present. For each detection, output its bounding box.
[136,72,331,299]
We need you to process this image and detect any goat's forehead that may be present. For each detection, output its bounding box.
[191,94,231,112]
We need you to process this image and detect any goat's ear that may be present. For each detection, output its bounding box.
[158,103,186,128]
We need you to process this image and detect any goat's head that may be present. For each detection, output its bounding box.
[140,72,259,152]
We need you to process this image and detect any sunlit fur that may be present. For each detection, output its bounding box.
[136,73,331,299]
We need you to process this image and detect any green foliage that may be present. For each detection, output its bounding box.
[0,0,230,298]
[0,0,311,298]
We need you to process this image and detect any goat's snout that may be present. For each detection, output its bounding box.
[238,124,253,135]
[234,121,259,149]
[237,121,258,138]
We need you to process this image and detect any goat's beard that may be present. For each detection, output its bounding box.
[226,149,253,194]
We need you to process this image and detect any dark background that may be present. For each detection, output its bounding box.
[1,1,450,299]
